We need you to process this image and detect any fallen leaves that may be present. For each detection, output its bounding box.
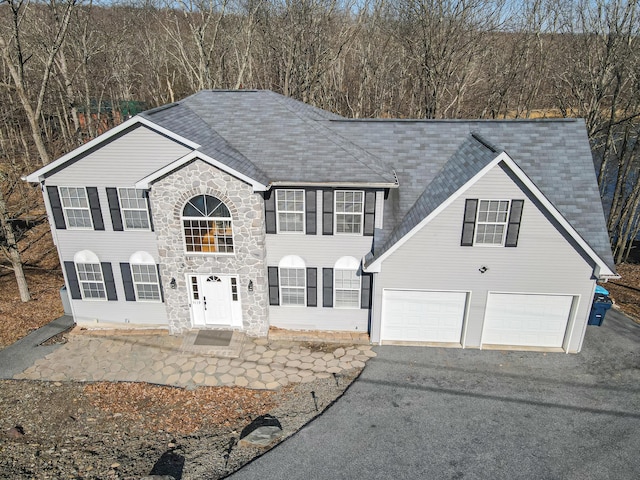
[0,269,64,347]
[606,263,640,323]
[83,382,280,435]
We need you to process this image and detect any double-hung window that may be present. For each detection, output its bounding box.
[475,200,510,245]
[278,255,306,306]
[119,188,150,230]
[335,191,364,234]
[334,256,361,309]
[276,189,305,233]
[130,263,161,301]
[59,187,93,229]
[76,262,106,300]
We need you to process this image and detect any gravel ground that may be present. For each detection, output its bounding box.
[0,369,360,479]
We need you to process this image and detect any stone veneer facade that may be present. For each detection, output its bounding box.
[150,159,269,336]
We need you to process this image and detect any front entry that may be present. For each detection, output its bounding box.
[188,274,242,328]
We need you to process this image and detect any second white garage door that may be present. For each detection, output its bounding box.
[482,293,574,348]
[381,290,468,343]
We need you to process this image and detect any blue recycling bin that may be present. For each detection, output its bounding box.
[588,286,612,326]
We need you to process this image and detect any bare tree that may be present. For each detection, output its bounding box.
[0,0,79,166]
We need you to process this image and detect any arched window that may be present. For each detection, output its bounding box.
[182,195,234,254]
[73,250,106,300]
[128,251,161,302]
[334,256,360,309]
[279,255,306,306]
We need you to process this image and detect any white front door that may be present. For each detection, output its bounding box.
[188,274,242,327]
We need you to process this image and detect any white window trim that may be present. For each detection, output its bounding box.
[182,217,235,256]
[333,256,361,309]
[59,186,93,230]
[130,263,162,303]
[118,188,151,231]
[334,190,364,235]
[278,255,306,307]
[74,262,107,301]
[276,189,306,234]
[474,199,511,247]
[181,196,235,256]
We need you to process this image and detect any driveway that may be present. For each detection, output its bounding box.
[229,309,640,480]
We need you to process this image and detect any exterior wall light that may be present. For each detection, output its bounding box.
[248,280,254,292]
[170,278,177,289]
[479,266,488,274]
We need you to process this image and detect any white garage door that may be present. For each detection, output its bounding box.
[482,293,573,348]
[381,290,467,343]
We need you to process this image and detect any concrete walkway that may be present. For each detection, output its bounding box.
[0,315,75,379]
[12,328,376,389]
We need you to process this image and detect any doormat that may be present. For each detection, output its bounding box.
[193,329,233,347]
[182,330,245,358]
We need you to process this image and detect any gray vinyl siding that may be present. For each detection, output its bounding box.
[43,125,183,327]
[57,230,168,326]
[371,165,596,353]
[269,306,369,331]
[266,188,373,331]
[44,125,191,185]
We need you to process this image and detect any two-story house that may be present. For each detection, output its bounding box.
[26,90,617,353]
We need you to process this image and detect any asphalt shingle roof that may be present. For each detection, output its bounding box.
[140,90,614,271]
[141,90,396,185]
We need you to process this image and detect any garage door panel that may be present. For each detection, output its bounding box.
[382,290,467,343]
[483,293,572,348]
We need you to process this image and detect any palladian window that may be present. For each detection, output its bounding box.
[182,195,234,254]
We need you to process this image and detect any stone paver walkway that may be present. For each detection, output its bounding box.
[14,330,376,390]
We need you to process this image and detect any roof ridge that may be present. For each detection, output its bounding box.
[268,93,396,184]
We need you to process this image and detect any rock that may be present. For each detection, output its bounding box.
[6,426,25,439]
[238,414,283,448]
[139,476,176,480]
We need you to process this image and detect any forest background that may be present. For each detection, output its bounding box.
[1,0,639,302]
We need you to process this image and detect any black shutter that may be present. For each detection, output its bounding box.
[461,199,478,246]
[106,188,123,231]
[323,267,333,307]
[360,272,372,309]
[101,262,117,300]
[505,199,524,247]
[87,187,104,231]
[306,190,317,235]
[264,190,276,234]
[322,190,333,235]
[63,261,81,299]
[363,191,375,236]
[306,267,317,307]
[268,266,279,305]
[120,263,136,301]
[157,264,164,302]
[145,190,154,232]
[47,186,66,229]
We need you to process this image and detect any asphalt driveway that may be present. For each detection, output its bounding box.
[229,309,640,480]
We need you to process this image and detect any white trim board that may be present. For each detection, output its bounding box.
[24,116,201,183]
[135,150,268,192]
[364,152,616,278]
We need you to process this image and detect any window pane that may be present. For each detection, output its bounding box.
[335,191,363,234]
[276,190,305,233]
[334,269,360,308]
[183,219,234,253]
[76,263,106,299]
